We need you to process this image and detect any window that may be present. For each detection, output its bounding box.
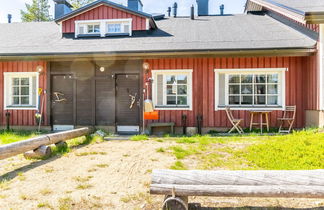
[87,24,100,33]
[75,19,132,38]
[107,23,121,33]
[215,68,286,110]
[152,70,192,110]
[4,72,38,110]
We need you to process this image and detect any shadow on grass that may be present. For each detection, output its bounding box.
[189,204,324,210]
[0,135,99,182]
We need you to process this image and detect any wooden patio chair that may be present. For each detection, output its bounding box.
[278,105,296,133]
[225,107,244,134]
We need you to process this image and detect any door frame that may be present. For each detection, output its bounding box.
[50,72,76,129]
[114,73,141,131]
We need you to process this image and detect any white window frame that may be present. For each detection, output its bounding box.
[4,72,39,110]
[214,68,287,111]
[152,70,193,110]
[75,18,132,38]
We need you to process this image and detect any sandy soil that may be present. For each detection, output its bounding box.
[0,140,323,210]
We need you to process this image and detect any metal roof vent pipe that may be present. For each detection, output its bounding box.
[173,2,178,18]
[167,7,171,17]
[220,4,224,16]
[7,14,12,23]
[190,5,194,20]
[196,0,209,16]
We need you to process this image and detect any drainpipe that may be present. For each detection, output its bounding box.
[173,2,178,18]
[5,112,11,131]
[182,114,187,135]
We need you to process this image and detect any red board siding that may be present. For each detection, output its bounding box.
[145,56,318,129]
[0,61,48,127]
[62,4,147,33]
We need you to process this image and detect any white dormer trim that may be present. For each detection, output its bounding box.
[74,18,132,38]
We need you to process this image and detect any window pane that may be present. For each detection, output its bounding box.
[241,85,252,94]
[255,85,266,94]
[229,85,239,94]
[13,87,19,95]
[242,96,253,104]
[167,85,176,95]
[13,97,19,105]
[255,96,266,104]
[13,78,19,85]
[21,87,29,95]
[167,96,176,105]
[21,78,29,85]
[255,75,266,83]
[267,85,278,94]
[21,97,29,105]
[177,85,187,95]
[267,74,278,83]
[267,96,278,105]
[177,75,187,84]
[229,96,240,105]
[94,25,100,33]
[87,25,93,33]
[166,75,176,84]
[177,96,187,105]
[241,75,252,83]
[228,75,240,83]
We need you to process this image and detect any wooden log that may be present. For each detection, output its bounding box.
[0,127,89,160]
[24,145,52,159]
[151,170,324,186]
[150,184,324,198]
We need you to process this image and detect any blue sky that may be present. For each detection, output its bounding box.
[0,0,246,23]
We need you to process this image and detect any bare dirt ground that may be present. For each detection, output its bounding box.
[0,140,324,210]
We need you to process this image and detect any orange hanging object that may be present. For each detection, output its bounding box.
[144,111,159,120]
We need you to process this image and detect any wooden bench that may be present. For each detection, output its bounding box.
[150,169,324,210]
[147,122,175,135]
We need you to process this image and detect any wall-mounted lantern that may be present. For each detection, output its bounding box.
[36,65,44,73]
[99,67,105,72]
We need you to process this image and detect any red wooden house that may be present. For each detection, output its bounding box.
[0,0,323,134]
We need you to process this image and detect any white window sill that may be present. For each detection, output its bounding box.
[216,106,284,111]
[5,106,38,110]
[154,106,192,111]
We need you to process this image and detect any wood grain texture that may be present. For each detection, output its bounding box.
[151,169,324,186]
[145,56,318,128]
[150,184,324,198]
[0,61,48,126]
[62,4,147,33]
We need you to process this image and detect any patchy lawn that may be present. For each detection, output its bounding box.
[0,130,323,209]
[0,130,42,145]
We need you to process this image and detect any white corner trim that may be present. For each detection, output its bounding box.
[319,24,324,110]
[146,18,150,30]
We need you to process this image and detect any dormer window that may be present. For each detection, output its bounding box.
[87,24,100,33]
[75,19,132,38]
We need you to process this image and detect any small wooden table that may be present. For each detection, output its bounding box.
[249,110,272,133]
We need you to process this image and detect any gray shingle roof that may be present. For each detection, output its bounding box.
[0,14,316,56]
[268,0,324,13]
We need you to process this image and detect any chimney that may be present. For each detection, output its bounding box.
[173,2,178,18]
[196,0,209,16]
[190,5,194,20]
[167,7,171,17]
[128,0,143,12]
[53,0,72,19]
[7,14,12,23]
[220,4,224,15]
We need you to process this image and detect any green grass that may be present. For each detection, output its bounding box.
[0,130,45,145]
[130,135,149,141]
[238,130,324,170]
[170,161,187,170]
[165,129,324,170]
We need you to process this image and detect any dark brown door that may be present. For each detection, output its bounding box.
[51,75,74,125]
[115,74,140,126]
